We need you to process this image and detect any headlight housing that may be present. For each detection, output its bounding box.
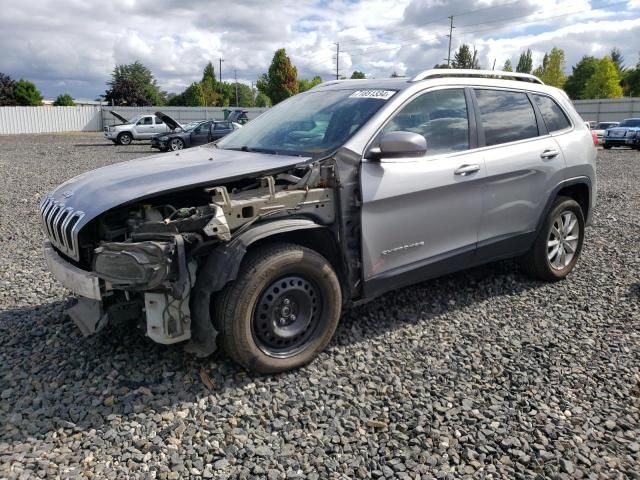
[93,241,175,290]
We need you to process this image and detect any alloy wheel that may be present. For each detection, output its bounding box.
[547,210,580,270]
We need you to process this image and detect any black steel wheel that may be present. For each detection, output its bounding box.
[213,243,342,373]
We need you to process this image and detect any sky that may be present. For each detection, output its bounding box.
[0,0,639,100]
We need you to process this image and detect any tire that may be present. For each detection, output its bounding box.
[117,132,132,145]
[521,196,585,281]
[214,243,342,374]
[169,138,184,151]
[603,144,612,150]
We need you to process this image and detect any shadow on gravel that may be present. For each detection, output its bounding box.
[0,260,541,444]
[73,144,117,147]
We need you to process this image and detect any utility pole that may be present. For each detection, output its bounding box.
[219,58,224,83]
[234,69,239,107]
[492,58,496,70]
[335,43,340,80]
[446,16,455,67]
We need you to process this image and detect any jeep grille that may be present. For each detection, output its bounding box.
[40,196,85,261]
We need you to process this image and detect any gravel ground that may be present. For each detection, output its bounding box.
[0,133,639,479]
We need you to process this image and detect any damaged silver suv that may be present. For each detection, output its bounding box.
[41,70,597,373]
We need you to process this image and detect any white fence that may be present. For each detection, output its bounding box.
[0,106,102,134]
[2,98,639,134]
[572,98,640,123]
[0,106,268,135]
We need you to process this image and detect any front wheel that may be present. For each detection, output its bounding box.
[169,138,184,151]
[214,243,342,373]
[521,196,585,281]
[603,143,612,150]
[117,132,132,145]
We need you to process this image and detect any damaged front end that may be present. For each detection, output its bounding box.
[53,160,337,356]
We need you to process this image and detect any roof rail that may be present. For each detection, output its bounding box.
[410,69,544,85]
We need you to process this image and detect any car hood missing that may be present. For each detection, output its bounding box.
[46,147,309,231]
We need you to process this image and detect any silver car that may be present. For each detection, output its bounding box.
[41,69,596,373]
[103,111,172,145]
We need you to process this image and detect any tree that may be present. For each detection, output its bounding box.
[610,48,625,73]
[433,63,449,69]
[182,82,206,106]
[564,56,598,100]
[229,82,255,107]
[105,61,165,106]
[201,62,219,106]
[257,48,298,105]
[583,56,623,99]
[533,47,566,88]
[0,73,17,106]
[390,71,402,77]
[503,59,513,72]
[255,91,271,107]
[350,71,366,79]
[54,93,74,106]
[14,79,43,106]
[516,49,533,74]
[451,44,480,69]
[622,62,640,97]
[298,76,322,93]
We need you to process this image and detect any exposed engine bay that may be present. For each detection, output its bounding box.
[70,160,337,354]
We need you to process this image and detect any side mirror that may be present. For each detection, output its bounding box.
[366,131,427,160]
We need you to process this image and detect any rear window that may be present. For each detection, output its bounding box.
[532,94,571,132]
[475,89,539,146]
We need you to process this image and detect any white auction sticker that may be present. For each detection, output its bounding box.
[348,90,396,100]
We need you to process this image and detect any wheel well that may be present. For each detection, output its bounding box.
[246,228,348,297]
[557,183,589,218]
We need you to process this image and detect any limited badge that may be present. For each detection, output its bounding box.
[349,90,396,100]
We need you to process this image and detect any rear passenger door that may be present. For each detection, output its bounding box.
[211,121,232,140]
[473,88,567,253]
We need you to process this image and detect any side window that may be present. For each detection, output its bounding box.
[532,94,571,132]
[475,89,538,146]
[154,116,164,125]
[382,88,469,156]
[215,122,230,131]
[137,117,153,125]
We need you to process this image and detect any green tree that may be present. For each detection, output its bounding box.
[583,56,623,99]
[516,49,533,74]
[201,62,218,106]
[564,56,598,100]
[54,93,74,106]
[105,61,165,106]
[622,60,640,97]
[14,79,43,106]
[0,73,17,106]
[182,82,206,106]
[533,47,566,88]
[350,71,366,79]
[298,76,322,93]
[433,63,449,69]
[228,82,255,107]
[503,59,513,72]
[257,48,298,104]
[255,91,271,107]
[451,44,480,69]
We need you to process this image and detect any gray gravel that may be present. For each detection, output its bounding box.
[1,133,639,479]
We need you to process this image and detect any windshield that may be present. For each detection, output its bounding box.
[597,122,616,129]
[619,119,640,127]
[182,122,202,132]
[216,89,396,157]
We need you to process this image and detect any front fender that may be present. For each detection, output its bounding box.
[185,218,326,357]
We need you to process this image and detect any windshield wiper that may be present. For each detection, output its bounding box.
[239,146,279,155]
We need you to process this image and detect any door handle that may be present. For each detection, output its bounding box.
[540,149,560,159]
[454,164,481,176]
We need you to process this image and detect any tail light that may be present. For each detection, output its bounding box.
[591,130,598,146]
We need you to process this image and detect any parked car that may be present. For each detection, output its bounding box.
[151,112,241,151]
[592,121,619,144]
[40,69,596,373]
[602,118,640,149]
[227,109,250,124]
[104,111,173,145]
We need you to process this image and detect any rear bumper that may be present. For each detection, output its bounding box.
[43,240,101,300]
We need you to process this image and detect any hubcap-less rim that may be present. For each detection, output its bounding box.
[121,134,131,145]
[253,275,321,358]
[170,139,183,150]
[547,210,579,270]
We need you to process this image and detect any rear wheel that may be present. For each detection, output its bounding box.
[521,196,585,281]
[603,143,612,150]
[169,138,184,151]
[117,132,132,145]
[214,243,342,373]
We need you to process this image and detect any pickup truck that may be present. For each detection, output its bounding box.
[104,111,173,145]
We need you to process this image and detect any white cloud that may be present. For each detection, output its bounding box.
[0,0,638,99]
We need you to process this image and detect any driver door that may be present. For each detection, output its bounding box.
[190,122,213,146]
[135,116,156,139]
[360,88,485,290]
